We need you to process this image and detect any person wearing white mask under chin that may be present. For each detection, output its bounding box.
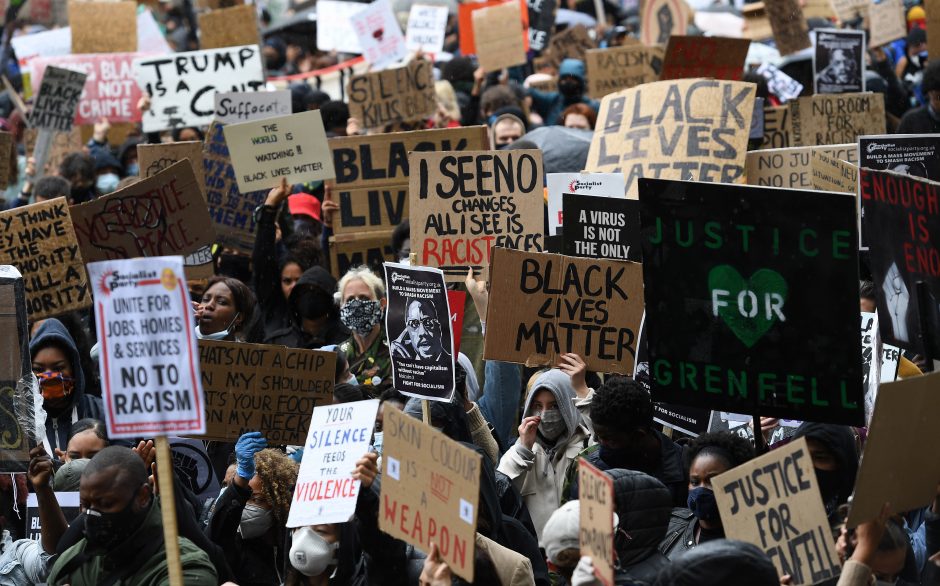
[194,276,256,342]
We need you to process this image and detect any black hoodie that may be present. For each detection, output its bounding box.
[652,539,779,586]
[608,469,673,586]
[792,423,859,519]
[264,267,349,348]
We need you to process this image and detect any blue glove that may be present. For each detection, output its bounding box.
[234,431,267,480]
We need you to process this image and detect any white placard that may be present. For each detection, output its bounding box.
[756,63,804,103]
[316,0,368,53]
[547,172,627,236]
[351,0,408,68]
[214,90,292,124]
[87,256,205,439]
[286,399,380,527]
[406,4,449,55]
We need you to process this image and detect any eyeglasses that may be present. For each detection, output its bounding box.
[407,317,440,331]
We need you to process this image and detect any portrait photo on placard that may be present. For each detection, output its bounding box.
[813,29,865,94]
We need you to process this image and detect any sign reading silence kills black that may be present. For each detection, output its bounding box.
[638,179,864,426]
[562,193,642,262]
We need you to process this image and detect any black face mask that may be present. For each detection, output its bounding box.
[814,467,843,514]
[70,186,95,204]
[559,79,582,99]
[84,490,150,555]
[296,288,334,321]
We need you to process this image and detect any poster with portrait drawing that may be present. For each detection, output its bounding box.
[813,29,865,94]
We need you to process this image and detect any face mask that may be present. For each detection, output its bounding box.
[289,526,339,576]
[687,487,720,523]
[84,489,150,555]
[70,185,94,203]
[814,467,843,513]
[340,298,382,336]
[125,162,140,177]
[238,503,274,539]
[372,431,384,456]
[96,173,120,194]
[536,409,566,441]
[37,371,75,401]
[559,79,581,98]
[195,313,240,341]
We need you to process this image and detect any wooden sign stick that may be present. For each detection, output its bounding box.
[155,436,184,586]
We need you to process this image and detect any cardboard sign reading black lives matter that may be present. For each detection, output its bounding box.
[484,247,644,374]
[563,193,641,262]
[346,60,437,130]
[30,66,87,132]
[713,438,841,585]
[638,179,864,426]
[813,29,865,95]
[860,169,940,358]
[0,266,31,473]
[409,150,545,281]
[384,262,455,401]
[586,79,756,198]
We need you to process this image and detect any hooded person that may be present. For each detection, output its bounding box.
[652,539,779,586]
[610,469,672,584]
[527,59,599,126]
[489,106,529,148]
[791,423,859,522]
[498,370,591,542]
[29,319,104,458]
[265,266,350,348]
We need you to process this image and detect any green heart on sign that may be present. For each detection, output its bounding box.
[708,265,788,348]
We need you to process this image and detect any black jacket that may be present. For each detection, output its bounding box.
[251,204,293,338]
[608,469,673,586]
[897,105,940,134]
[264,267,349,349]
[652,539,780,586]
[792,423,858,519]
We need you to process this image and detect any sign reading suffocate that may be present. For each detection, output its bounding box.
[639,178,864,426]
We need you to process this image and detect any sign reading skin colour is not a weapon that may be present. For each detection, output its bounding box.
[638,178,864,426]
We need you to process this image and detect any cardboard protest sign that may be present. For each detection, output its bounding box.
[859,134,940,180]
[203,121,267,251]
[741,3,773,41]
[328,230,397,279]
[0,199,90,320]
[0,132,11,186]
[763,0,811,55]
[639,179,864,425]
[406,4,449,55]
[746,143,858,188]
[198,340,336,444]
[713,438,841,585]
[30,54,146,125]
[484,247,644,373]
[811,149,858,193]
[30,66,87,132]
[87,256,204,438]
[27,492,81,540]
[659,36,751,81]
[563,194,641,262]
[316,0,366,53]
[334,186,409,236]
[527,0,556,53]
[868,0,906,48]
[409,150,545,280]
[0,266,31,473]
[860,312,900,422]
[351,0,407,69]
[860,169,940,357]
[537,24,592,71]
[472,0,528,71]
[287,399,380,527]
[585,45,663,98]
[578,460,615,586]
[640,0,690,46]
[547,172,627,236]
[813,29,865,94]
[380,407,481,582]
[346,60,437,130]
[71,160,213,263]
[789,92,885,147]
[168,437,221,501]
[756,64,803,103]
[198,5,260,50]
[137,141,205,195]
[929,0,940,59]
[846,371,940,527]
[586,79,757,198]
[69,1,137,54]
[134,45,265,133]
[214,90,291,124]
[223,110,335,193]
[830,0,867,22]
[384,263,455,400]
[458,0,528,56]
[760,106,793,149]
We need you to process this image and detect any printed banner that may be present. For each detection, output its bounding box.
[813,29,865,94]
[562,193,641,262]
[547,172,626,236]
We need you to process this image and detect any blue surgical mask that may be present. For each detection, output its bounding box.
[96,173,120,194]
[125,162,140,177]
[195,313,240,341]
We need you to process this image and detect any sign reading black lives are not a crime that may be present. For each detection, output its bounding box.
[638,179,863,426]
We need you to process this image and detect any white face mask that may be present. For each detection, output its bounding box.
[238,503,273,539]
[195,312,240,341]
[344,372,358,386]
[290,526,339,576]
[372,431,384,456]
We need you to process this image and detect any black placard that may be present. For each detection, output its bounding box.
[562,193,642,262]
[527,0,557,53]
[638,178,864,426]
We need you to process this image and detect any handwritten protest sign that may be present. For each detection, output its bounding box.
[346,60,437,130]
[659,36,751,81]
[713,438,841,585]
[585,45,662,98]
[334,187,409,236]
[0,199,90,320]
[410,150,545,280]
[329,230,396,279]
[830,0,867,22]
[224,110,335,193]
[586,79,756,198]
[0,266,31,473]
[484,247,644,373]
[811,149,857,192]
[287,399,380,527]
[380,407,481,582]
[579,461,614,586]
[406,4,448,55]
[30,66,87,132]
[639,179,864,425]
[198,340,336,444]
[316,0,366,53]
[547,172,626,236]
[860,169,940,357]
[0,132,11,186]
[137,141,205,195]
[760,106,792,149]
[351,0,407,69]
[384,263,455,400]
[746,143,858,188]
[763,0,811,55]
[472,0,528,71]
[640,0,690,45]
[813,29,865,94]
[527,0,556,52]
[71,160,214,263]
[868,0,906,48]
[87,256,204,438]
[458,0,527,55]
[542,24,592,70]
[134,45,265,133]
[563,194,641,262]
[69,1,136,54]
[198,5,260,50]
[847,371,940,528]
[757,64,803,103]
[215,90,291,125]
[789,92,885,147]
[929,0,940,59]
[860,312,899,422]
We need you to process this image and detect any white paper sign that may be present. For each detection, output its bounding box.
[757,63,804,103]
[87,256,205,439]
[547,172,627,236]
[351,0,408,68]
[134,45,265,133]
[316,0,367,53]
[861,311,900,422]
[406,4,449,55]
[286,399,380,527]
[214,90,292,124]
